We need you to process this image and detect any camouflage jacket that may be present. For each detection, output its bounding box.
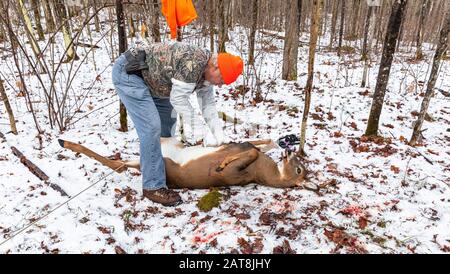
[137,42,211,98]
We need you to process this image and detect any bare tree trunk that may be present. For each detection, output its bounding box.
[42,0,56,33]
[208,0,215,52]
[365,0,407,136]
[329,0,339,48]
[409,4,450,146]
[2,9,42,134]
[0,20,4,43]
[116,0,128,133]
[337,0,346,56]
[0,77,18,134]
[140,17,149,38]
[361,6,374,87]
[415,0,429,60]
[248,0,259,65]
[218,0,227,52]
[299,0,321,155]
[374,0,387,54]
[17,0,46,73]
[350,0,361,39]
[53,0,79,62]
[30,0,45,40]
[176,27,182,41]
[282,0,302,80]
[396,3,407,52]
[128,16,136,38]
[93,0,101,32]
[151,0,161,42]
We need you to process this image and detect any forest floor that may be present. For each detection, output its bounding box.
[0,26,449,254]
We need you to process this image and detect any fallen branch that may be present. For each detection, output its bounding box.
[73,42,101,49]
[10,146,68,196]
[416,150,434,165]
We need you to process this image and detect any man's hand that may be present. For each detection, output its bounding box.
[211,122,230,146]
[202,130,218,147]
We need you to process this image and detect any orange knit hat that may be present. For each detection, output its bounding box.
[217,53,244,85]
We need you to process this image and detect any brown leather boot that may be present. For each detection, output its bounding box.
[143,188,182,206]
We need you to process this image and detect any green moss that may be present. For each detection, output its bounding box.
[197,188,222,212]
[377,221,387,228]
[373,237,387,246]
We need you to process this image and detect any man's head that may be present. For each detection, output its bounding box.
[205,53,243,87]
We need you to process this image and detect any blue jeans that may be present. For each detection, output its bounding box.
[112,54,166,190]
[152,97,176,137]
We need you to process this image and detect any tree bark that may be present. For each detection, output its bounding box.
[329,0,339,48]
[299,0,321,155]
[30,0,45,40]
[17,0,46,73]
[116,0,128,133]
[128,17,136,38]
[0,77,18,134]
[248,0,259,65]
[337,0,346,56]
[93,0,101,32]
[53,0,79,62]
[150,0,161,42]
[208,0,215,52]
[361,6,374,87]
[1,2,43,133]
[42,0,56,33]
[282,0,302,80]
[218,0,228,52]
[415,0,429,60]
[365,0,407,136]
[350,0,361,39]
[409,4,450,146]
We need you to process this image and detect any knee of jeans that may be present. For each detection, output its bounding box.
[138,122,161,139]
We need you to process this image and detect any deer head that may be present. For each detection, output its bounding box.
[280,148,307,187]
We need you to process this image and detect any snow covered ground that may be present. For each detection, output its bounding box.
[0,24,449,254]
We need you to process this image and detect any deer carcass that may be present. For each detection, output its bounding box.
[58,138,306,189]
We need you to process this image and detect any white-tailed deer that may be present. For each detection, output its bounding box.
[58,138,306,189]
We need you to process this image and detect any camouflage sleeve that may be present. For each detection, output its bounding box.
[173,59,205,84]
[172,46,209,84]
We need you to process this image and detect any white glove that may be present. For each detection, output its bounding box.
[196,87,230,146]
[202,130,218,147]
[170,78,201,145]
[210,119,230,145]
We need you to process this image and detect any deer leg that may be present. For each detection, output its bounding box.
[216,148,259,172]
[58,139,128,173]
[247,139,272,146]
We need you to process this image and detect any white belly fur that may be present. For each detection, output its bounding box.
[160,137,220,166]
